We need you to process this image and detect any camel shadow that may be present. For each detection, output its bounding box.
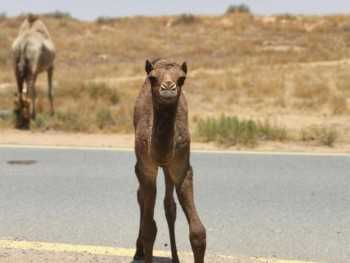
[131,256,172,263]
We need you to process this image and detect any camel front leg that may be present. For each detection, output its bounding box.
[163,168,179,263]
[47,66,54,116]
[176,165,206,263]
[134,163,145,260]
[134,162,158,263]
[142,179,158,263]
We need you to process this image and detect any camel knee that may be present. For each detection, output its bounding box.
[190,224,206,251]
[135,163,145,182]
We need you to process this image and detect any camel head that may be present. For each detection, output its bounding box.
[145,59,187,105]
[27,13,39,24]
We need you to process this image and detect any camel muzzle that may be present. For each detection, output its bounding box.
[159,83,178,101]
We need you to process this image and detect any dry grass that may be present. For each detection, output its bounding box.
[336,67,350,97]
[330,96,349,115]
[292,72,330,109]
[1,12,348,82]
[301,125,338,147]
[0,13,349,147]
[6,78,136,133]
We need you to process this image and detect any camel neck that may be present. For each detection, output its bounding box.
[151,103,177,164]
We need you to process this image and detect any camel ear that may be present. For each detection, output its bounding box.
[145,59,153,75]
[181,62,187,75]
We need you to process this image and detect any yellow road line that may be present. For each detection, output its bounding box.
[0,239,319,263]
[1,143,350,157]
[0,239,170,258]
[217,254,320,263]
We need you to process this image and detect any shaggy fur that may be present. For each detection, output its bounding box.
[133,59,206,263]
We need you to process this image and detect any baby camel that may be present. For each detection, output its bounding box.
[133,59,206,263]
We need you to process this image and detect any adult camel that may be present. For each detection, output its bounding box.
[12,14,56,119]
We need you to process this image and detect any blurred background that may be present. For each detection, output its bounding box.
[4,1,350,19]
[1,1,350,150]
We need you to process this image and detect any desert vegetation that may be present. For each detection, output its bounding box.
[196,115,287,147]
[0,8,349,148]
[225,4,251,15]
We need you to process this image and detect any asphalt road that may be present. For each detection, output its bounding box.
[0,147,349,263]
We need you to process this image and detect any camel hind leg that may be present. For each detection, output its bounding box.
[163,168,180,263]
[14,68,30,129]
[15,67,24,101]
[47,66,54,116]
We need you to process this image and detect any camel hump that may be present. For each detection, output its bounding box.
[18,15,51,40]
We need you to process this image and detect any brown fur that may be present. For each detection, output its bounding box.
[133,59,206,263]
[12,15,55,120]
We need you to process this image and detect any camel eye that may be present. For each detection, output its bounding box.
[149,76,158,85]
[177,77,186,87]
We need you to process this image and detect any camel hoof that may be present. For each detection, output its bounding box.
[133,253,144,261]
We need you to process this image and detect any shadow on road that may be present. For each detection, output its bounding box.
[131,256,172,263]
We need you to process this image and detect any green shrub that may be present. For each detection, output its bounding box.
[225,4,251,15]
[0,109,13,130]
[0,12,7,21]
[110,92,120,105]
[53,110,89,132]
[196,115,287,147]
[42,11,72,20]
[85,81,120,105]
[277,13,297,21]
[301,126,338,147]
[95,106,115,129]
[258,120,288,141]
[33,113,49,130]
[96,16,117,24]
[172,14,197,25]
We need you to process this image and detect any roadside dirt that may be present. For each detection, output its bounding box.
[1,129,349,154]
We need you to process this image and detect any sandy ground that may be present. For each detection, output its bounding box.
[0,129,350,154]
[0,248,291,263]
